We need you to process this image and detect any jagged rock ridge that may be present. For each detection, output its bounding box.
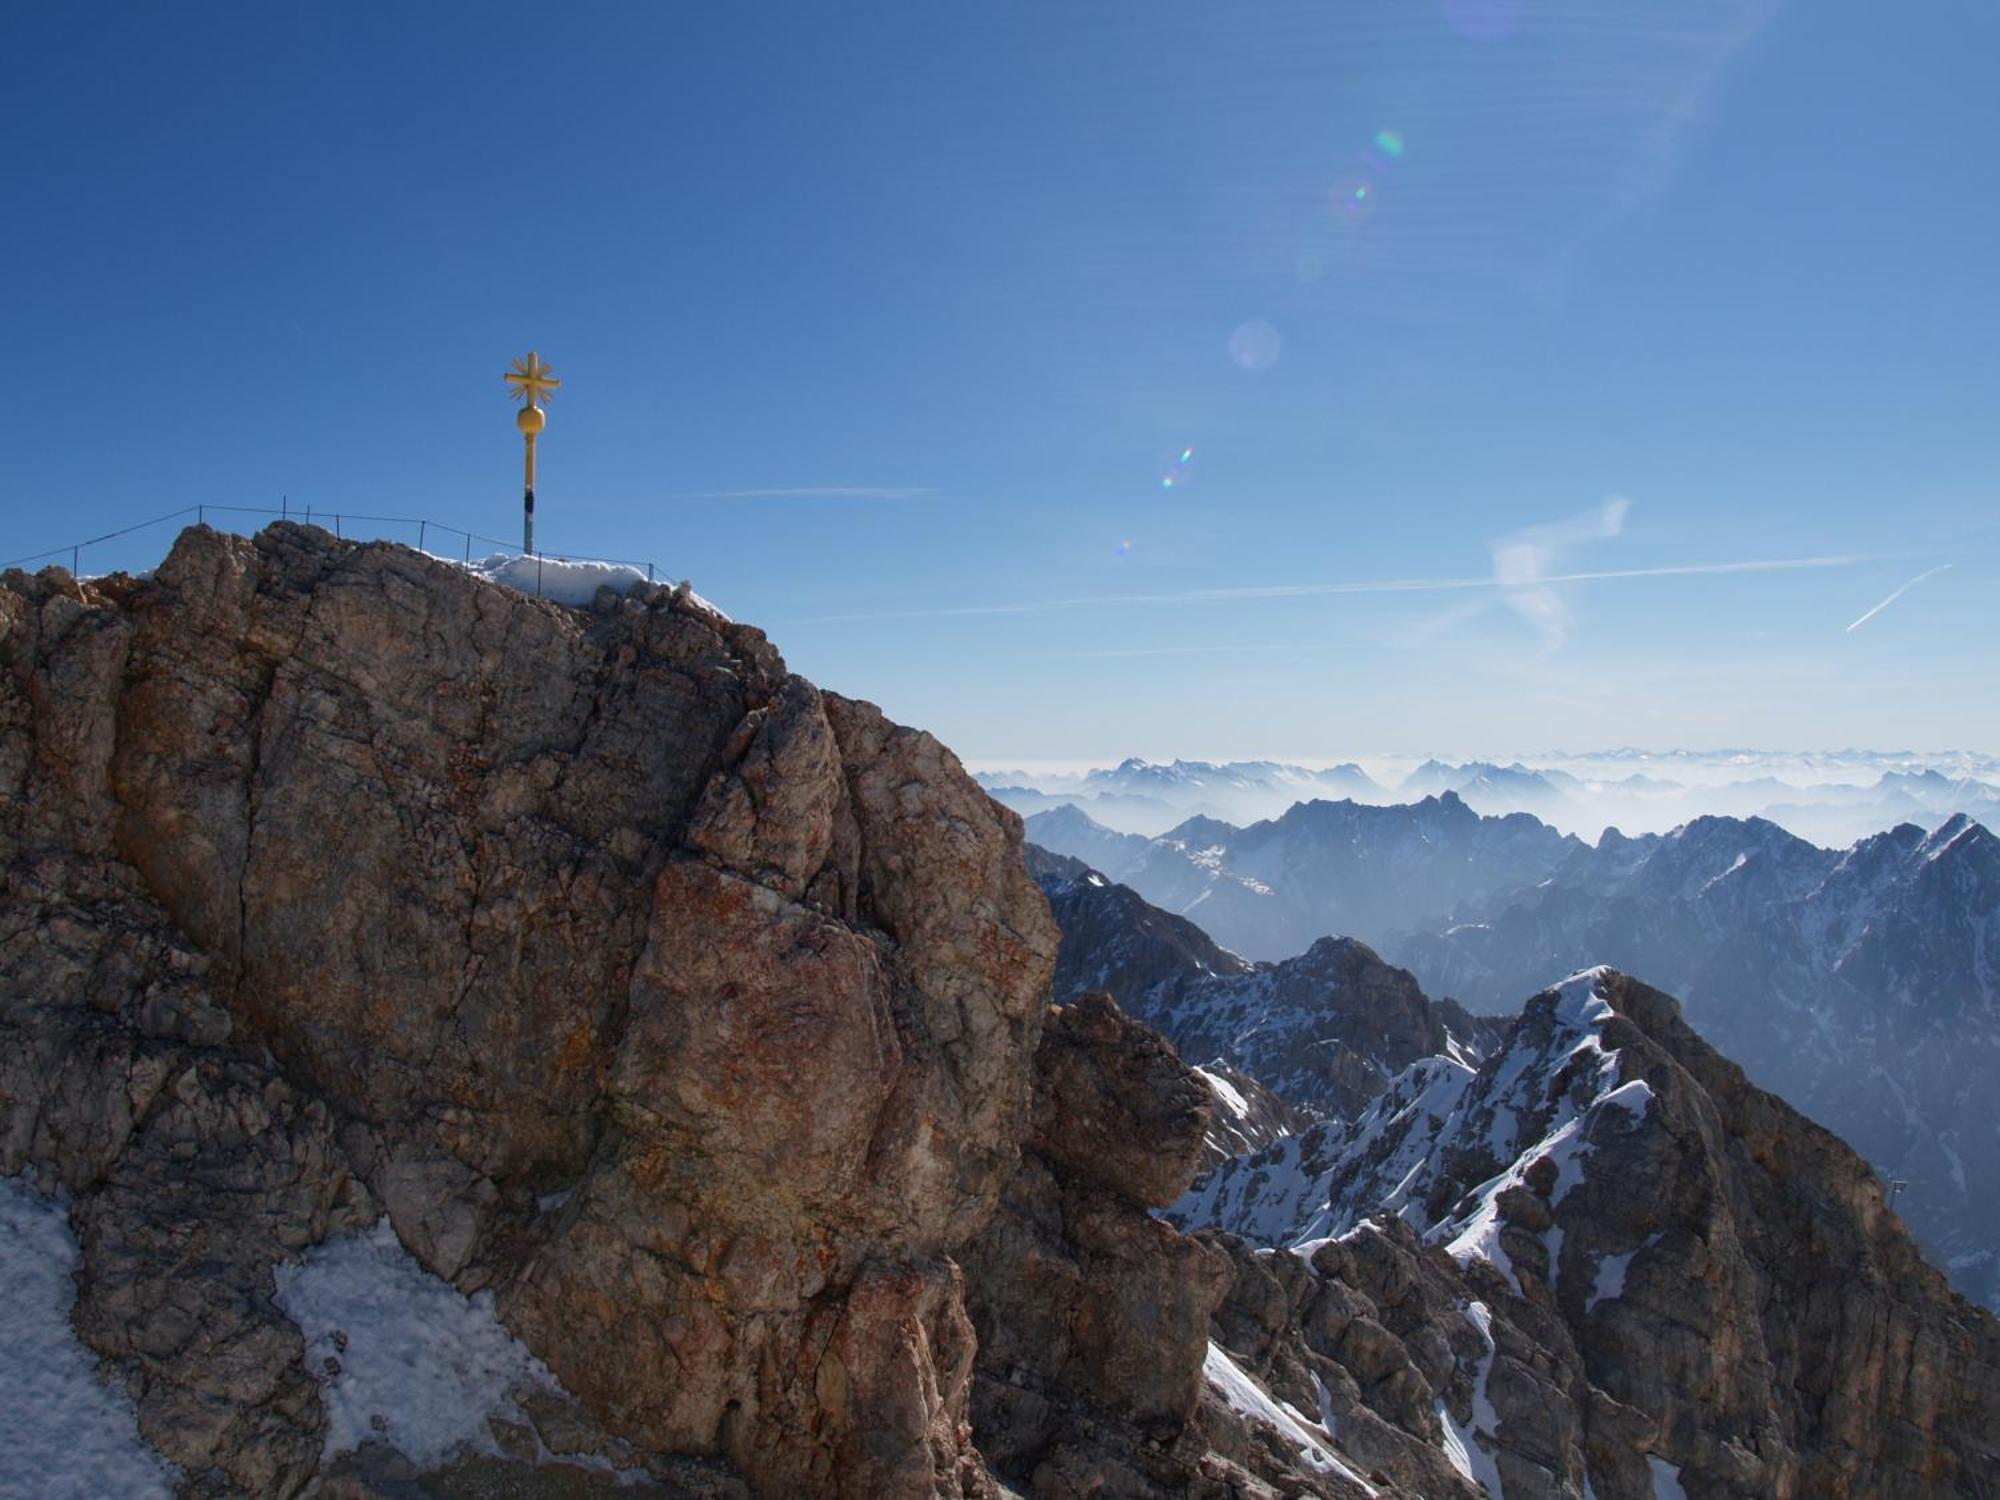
[1181,970,2000,1498]
[1030,846,2000,1495]
[1390,811,2000,1306]
[1036,856,1500,1120]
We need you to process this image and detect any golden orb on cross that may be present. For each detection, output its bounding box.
[504,351,560,553]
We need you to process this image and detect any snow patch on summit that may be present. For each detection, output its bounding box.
[457,552,729,618]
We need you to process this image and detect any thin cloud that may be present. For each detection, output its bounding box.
[673,486,936,502]
[1533,0,1785,304]
[1845,564,1953,633]
[1034,640,1355,661]
[1604,0,1783,219]
[790,552,1871,625]
[1491,496,1632,649]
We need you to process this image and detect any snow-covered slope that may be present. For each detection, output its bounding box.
[1037,861,1498,1119]
[1388,813,2000,1306]
[1170,971,1658,1268]
[0,1179,178,1497]
[1188,967,2000,1498]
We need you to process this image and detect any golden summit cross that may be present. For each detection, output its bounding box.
[505,351,560,553]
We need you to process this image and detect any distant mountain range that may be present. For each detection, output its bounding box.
[1026,801,2000,1308]
[982,752,2000,845]
[982,757,1387,833]
[1026,793,1580,963]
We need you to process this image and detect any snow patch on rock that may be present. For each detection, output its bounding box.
[274,1217,562,1468]
[1648,1453,1690,1499]
[0,1176,178,1499]
[1203,1341,1379,1494]
[1435,1300,1504,1497]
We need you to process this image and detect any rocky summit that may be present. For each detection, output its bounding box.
[1,523,1063,1497]
[3,523,1999,1499]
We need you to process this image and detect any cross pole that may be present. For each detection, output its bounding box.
[504,352,561,554]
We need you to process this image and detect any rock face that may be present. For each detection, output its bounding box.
[0,524,1058,1497]
[1181,970,2000,1498]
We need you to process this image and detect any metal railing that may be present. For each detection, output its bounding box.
[2,502,674,598]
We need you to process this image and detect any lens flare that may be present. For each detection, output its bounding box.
[1158,446,1196,490]
[1373,129,1405,159]
[1228,320,1282,371]
[1332,174,1378,222]
[1114,539,1134,558]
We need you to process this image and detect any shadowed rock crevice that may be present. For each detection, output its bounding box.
[960,992,1241,1497]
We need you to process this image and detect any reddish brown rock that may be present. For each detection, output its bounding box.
[0,524,1058,1497]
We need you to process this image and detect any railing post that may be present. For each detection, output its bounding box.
[335,514,342,538]
[197,505,204,526]
[536,555,544,598]
[418,520,427,552]
[464,531,472,563]
[72,546,80,575]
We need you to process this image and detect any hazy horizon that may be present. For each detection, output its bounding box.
[976,745,2000,847]
[963,747,2000,777]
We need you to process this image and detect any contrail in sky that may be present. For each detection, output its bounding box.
[792,553,1872,626]
[674,486,935,502]
[1845,564,1953,633]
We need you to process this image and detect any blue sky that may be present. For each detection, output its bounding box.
[5,1,1995,760]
